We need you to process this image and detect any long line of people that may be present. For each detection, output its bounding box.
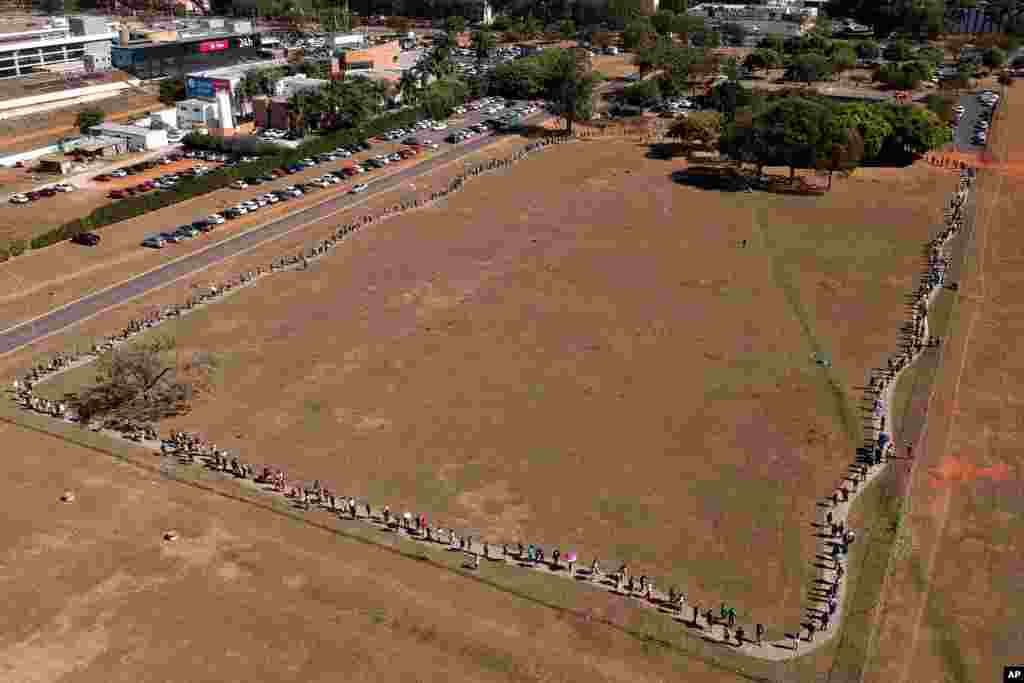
[8,145,973,660]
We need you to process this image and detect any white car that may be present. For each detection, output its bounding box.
[263,193,279,203]
[9,193,28,204]
[350,183,369,194]
[110,169,128,178]
[206,214,226,225]
[431,122,447,130]
[55,182,75,192]
[231,180,248,189]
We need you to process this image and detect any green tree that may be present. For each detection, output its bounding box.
[690,26,720,48]
[876,60,929,89]
[722,56,741,81]
[923,93,957,124]
[758,97,831,178]
[445,15,467,35]
[421,77,469,120]
[651,9,676,35]
[829,102,893,159]
[915,45,945,67]
[878,104,950,159]
[883,40,914,62]
[983,46,1007,69]
[667,110,721,147]
[830,45,857,80]
[558,18,576,38]
[543,47,601,133]
[706,79,753,120]
[786,52,832,84]
[471,29,497,68]
[620,78,663,108]
[76,108,105,133]
[398,69,422,106]
[623,17,657,49]
[158,78,186,104]
[659,0,687,13]
[744,48,781,76]
[855,40,880,60]
[671,14,705,43]
[817,126,863,188]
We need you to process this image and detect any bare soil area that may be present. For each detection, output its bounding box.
[27,138,956,636]
[860,83,1024,683]
[0,417,762,683]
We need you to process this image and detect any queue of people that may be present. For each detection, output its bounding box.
[7,146,975,660]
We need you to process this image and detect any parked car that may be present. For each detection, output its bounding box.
[70,231,101,246]
[55,182,74,192]
[350,183,369,194]
[9,193,28,204]
[109,169,128,178]
[175,225,200,239]
[141,235,166,249]
[160,231,183,244]
[231,180,248,189]
[94,173,111,181]
[206,213,226,225]
[108,189,126,199]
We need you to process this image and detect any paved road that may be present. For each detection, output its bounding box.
[952,91,993,153]
[0,112,547,356]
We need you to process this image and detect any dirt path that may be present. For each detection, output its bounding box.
[8,135,975,665]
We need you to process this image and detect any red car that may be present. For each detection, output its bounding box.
[108,189,125,199]
[134,184,151,192]
[94,173,111,182]
[272,168,287,177]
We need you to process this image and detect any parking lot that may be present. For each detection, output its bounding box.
[135,98,535,249]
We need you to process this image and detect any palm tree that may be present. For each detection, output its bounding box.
[471,29,496,71]
[287,92,310,136]
[399,70,421,106]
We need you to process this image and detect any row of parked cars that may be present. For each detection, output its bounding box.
[9,182,74,204]
[142,160,378,249]
[968,90,998,147]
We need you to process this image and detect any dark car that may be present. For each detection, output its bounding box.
[245,176,263,185]
[358,141,371,151]
[39,187,57,197]
[26,190,42,201]
[70,231,100,246]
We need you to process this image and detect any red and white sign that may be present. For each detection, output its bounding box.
[199,39,229,53]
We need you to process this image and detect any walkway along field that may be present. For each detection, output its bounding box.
[8,127,977,673]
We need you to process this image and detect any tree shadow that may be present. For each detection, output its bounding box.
[670,168,751,193]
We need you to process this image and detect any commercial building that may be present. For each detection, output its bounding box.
[178,59,285,129]
[252,96,290,131]
[274,73,328,99]
[0,16,115,80]
[335,40,400,74]
[111,32,263,79]
[87,123,167,151]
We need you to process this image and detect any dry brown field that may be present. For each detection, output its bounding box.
[858,84,1024,683]
[25,135,959,647]
[0,416,772,683]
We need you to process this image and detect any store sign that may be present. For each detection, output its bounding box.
[185,77,231,99]
[199,39,229,53]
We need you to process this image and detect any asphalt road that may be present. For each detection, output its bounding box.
[952,91,993,153]
[0,108,547,356]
